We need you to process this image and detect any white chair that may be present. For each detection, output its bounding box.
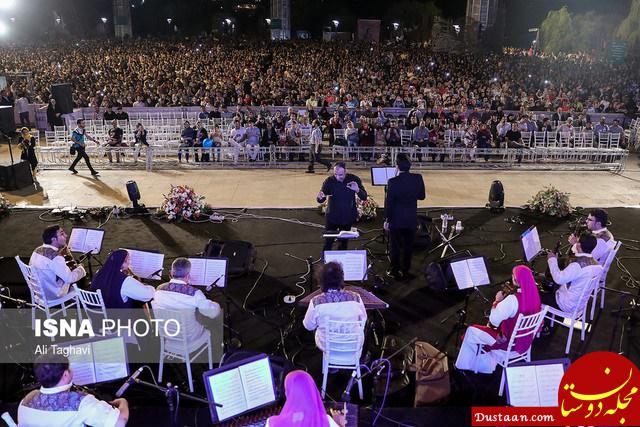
[153,307,213,393]
[14,256,81,335]
[609,133,622,149]
[590,241,622,320]
[478,307,548,396]
[1,412,18,427]
[544,275,600,354]
[320,319,365,400]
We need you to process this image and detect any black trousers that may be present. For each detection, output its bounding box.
[323,222,352,252]
[70,146,97,172]
[389,227,416,274]
[308,145,331,170]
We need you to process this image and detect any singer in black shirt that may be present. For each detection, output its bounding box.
[317,162,367,251]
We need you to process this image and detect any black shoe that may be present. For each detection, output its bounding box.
[326,163,332,171]
[386,270,403,280]
[90,170,99,176]
[68,167,78,174]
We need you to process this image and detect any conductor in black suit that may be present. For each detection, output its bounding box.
[384,154,426,280]
[317,162,368,251]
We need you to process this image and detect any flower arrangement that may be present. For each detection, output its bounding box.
[0,193,9,218]
[320,195,379,221]
[158,185,206,221]
[524,186,572,218]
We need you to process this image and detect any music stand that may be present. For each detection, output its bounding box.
[69,227,105,279]
[429,213,462,258]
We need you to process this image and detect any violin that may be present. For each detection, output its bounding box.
[59,245,80,270]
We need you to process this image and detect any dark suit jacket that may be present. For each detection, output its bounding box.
[385,172,426,229]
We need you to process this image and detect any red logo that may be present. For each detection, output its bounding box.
[558,351,640,426]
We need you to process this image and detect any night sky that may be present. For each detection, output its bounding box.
[0,0,633,45]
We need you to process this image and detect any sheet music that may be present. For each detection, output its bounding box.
[467,257,490,286]
[123,249,164,280]
[505,365,541,406]
[450,260,474,290]
[324,250,367,281]
[535,364,565,406]
[371,167,397,186]
[521,227,542,262]
[67,343,96,386]
[188,258,227,288]
[92,338,128,383]
[238,357,276,409]
[69,228,104,254]
[83,230,104,254]
[208,369,247,421]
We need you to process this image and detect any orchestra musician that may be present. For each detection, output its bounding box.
[29,225,86,300]
[266,370,346,427]
[570,209,615,266]
[541,233,602,334]
[90,250,155,309]
[302,262,367,352]
[455,265,541,374]
[18,353,129,427]
[151,258,221,345]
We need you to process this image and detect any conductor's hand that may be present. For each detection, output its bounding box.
[346,181,359,192]
[383,220,389,232]
[317,190,325,200]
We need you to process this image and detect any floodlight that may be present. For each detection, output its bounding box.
[100,17,108,24]
[265,18,271,24]
[332,20,339,28]
[166,18,172,24]
[55,17,61,24]
[392,22,399,30]
[225,18,231,24]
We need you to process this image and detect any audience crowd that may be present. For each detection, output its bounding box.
[1,39,638,116]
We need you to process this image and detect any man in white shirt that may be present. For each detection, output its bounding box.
[16,94,30,125]
[152,258,221,348]
[303,262,367,352]
[306,119,332,173]
[18,353,129,427]
[29,225,86,300]
[568,209,615,266]
[544,233,603,315]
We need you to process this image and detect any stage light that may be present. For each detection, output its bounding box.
[166,18,172,24]
[392,22,400,30]
[225,18,231,24]
[487,180,504,213]
[528,74,532,78]
[100,17,108,24]
[125,180,148,214]
[332,20,339,29]
[55,17,61,24]
[265,18,271,24]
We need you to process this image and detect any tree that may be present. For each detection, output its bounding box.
[539,7,575,53]
[573,11,618,53]
[383,1,441,41]
[616,0,640,49]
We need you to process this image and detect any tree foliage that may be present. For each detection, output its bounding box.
[540,6,620,53]
[616,0,640,48]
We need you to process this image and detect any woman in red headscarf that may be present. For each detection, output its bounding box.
[455,265,542,374]
[266,370,346,427]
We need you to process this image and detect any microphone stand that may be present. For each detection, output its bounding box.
[132,379,219,427]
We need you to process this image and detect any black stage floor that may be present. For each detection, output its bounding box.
[0,207,639,427]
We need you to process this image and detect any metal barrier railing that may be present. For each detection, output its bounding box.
[35,145,628,172]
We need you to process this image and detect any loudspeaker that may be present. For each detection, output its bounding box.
[50,83,73,114]
[0,161,33,190]
[423,250,472,292]
[204,240,256,277]
[0,105,15,134]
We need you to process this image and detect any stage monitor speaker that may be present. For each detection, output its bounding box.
[204,239,256,277]
[50,83,74,114]
[0,105,15,134]
[488,180,504,212]
[423,250,472,292]
[0,161,33,190]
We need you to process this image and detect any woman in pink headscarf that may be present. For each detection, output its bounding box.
[455,265,542,374]
[266,370,345,427]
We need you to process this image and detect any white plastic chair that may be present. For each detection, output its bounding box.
[153,307,213,393]
[590,241,622,320]
[320,319,365,400]
[14,256,81,337]
[479,306,548,396]
[1,412,18,427]
[544,275,600,354]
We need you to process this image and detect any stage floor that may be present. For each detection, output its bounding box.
[1,141,640,208]
[0,206,638,426]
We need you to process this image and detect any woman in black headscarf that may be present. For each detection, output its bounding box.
[91,249,155,309]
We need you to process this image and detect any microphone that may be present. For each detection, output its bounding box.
[115,367,144,398]
[341,370,358,402]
